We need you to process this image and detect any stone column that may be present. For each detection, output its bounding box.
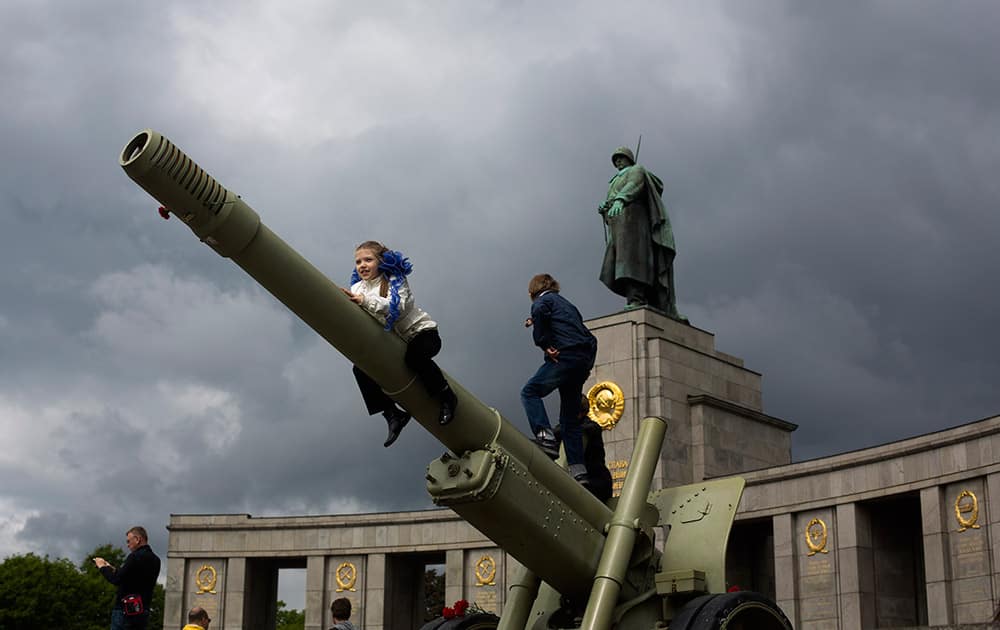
[222,557,246,630]
[947,478,993,623]
[836,502,875,628]
[772,513,798,626]
[445,549,465,605]
[990,473,1000,618]
[164,556,186,629]
[795,509,838,627]
[921,486,953,626]
[305,556,326,630]
[365,554,386,630]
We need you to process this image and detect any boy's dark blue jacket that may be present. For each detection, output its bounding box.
[530,291,597,356]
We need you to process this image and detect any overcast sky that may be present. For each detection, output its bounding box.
[2,0,999,604]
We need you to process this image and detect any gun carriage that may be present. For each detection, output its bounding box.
[119,130,792,630]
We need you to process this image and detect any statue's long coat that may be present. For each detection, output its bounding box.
[600,163,680,318]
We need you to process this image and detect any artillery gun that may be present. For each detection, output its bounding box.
[119,130,792,630]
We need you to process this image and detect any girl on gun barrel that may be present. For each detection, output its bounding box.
[342,240,458,447]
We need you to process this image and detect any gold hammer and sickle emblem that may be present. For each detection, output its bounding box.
[955,490,981,532]
[335,561,358,592]
[587,381,625,430]
[805,518,829,556]
[195,564,217,594]
[475,555,496,586]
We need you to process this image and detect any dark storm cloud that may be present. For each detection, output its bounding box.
[0,2,998,588]
[670,2,1000,455]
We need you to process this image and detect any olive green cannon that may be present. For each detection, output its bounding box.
[119,130,792,630]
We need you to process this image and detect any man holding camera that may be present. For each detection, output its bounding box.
[94,526,161,630]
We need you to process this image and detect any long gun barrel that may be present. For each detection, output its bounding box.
[120,130,797,630]
[119,129,619,599]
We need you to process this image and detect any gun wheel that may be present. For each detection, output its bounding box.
[670,591,792,630]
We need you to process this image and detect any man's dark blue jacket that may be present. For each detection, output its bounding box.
[531,291,597,357]
[99,544,161,610]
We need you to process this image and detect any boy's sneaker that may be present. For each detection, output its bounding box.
[572,471,593,488]
[533,433,561,459]
[569,463,592,488]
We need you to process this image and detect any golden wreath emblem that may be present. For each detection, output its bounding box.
[805,518,829,556]
[335,561,358,592]
[954,490,981,532]
[195,564,217,594]
[587,381,625,430]
[475,554,497,586]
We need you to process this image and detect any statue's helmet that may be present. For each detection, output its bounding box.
[611,146,635,166]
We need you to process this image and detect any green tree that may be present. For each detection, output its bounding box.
[422,566,445,622]
[148,582,166,630]
[276,600,305,630]
[0,553,109,630]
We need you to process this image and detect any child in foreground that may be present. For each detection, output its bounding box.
[342,240,457,447]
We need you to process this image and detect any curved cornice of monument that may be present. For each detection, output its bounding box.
[168,507,457,531]
[735,413,1000,519]
[166,507,494,558]
[688,394,797,432]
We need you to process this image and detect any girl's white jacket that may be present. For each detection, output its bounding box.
[350,276,437,341]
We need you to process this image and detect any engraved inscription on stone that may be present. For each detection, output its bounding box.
[955,553,988,578]
[955,537,985,555]
[799,596,837,622]
[802,557,833,575]
[475,588,498,613]
[800,574,835,597]
[953,577,991,604]
[609,459,629,497]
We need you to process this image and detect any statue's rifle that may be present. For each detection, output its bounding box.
[598,200,610,243]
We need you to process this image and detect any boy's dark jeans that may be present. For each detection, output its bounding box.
[520,349,594,466]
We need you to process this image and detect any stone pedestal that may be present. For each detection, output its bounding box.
[585,308,795,490]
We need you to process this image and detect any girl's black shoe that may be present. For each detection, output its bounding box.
[438,388,458,426]
[383,409,411,447]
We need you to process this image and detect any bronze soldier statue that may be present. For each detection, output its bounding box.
[599,146,685,322]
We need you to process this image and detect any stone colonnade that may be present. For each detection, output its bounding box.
[165,510,513,630]
[739,416,1000,628]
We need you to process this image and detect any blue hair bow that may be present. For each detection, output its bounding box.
[348,250,413,331]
